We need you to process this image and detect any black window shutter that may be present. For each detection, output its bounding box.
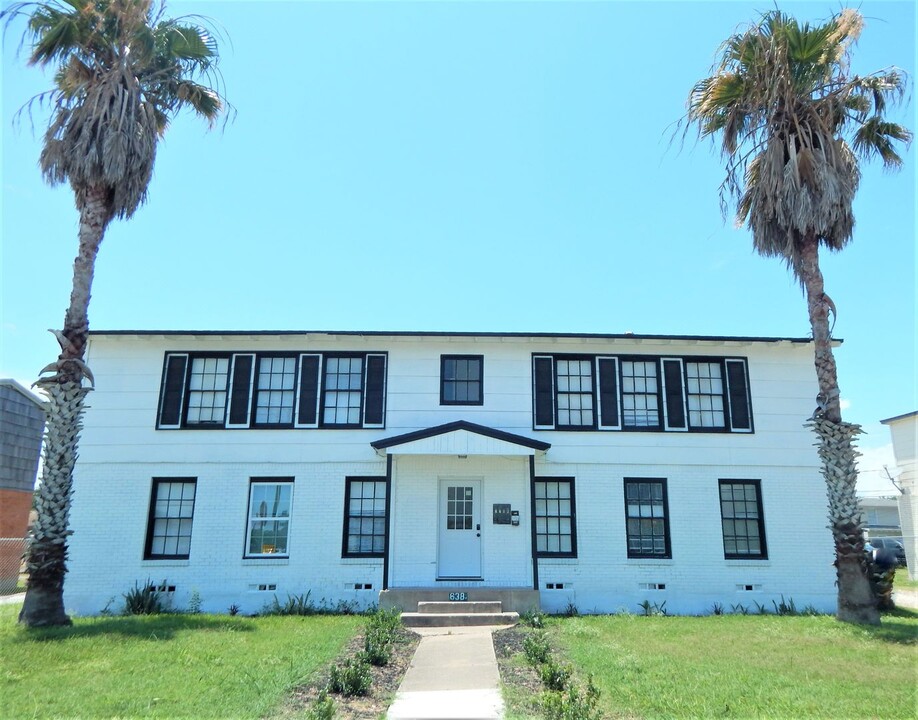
[298,355,320,425]
[534,357,554,427]
[364,355,386,426]
[726,360,752,430]
[228,355,254,425]
[598,358,619,427]
[663,360,686,429]
[158,354,187,427]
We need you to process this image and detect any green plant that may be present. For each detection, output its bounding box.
[753,601,770,615]
[540,675,602,720]
[305,689,336,720]
[563,602,579,618]
[187,589,203,614]
[329,657,372,697]
[363,626,392,666]
[366,606,402,634]
[123,580,168,615]
[711,602,725,615]
[638,599,667,616]
[539,658,573,691]
[773,595,799,616]
[523,630,552,665]
[264,592,315,616]
[228,603,241,616]
[521,608,547,628]
[731,603,750,615]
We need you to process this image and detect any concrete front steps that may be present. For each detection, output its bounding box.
[381,588,537,627]
[401,600,519,628]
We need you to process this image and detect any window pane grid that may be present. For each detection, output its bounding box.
[255,356,296,425]
[346,479,387,555]
[323,357,363,425]
[686,362,726,428]
[556,360,594,427]
[621,361,660,428]
[625,480,668,557]
[442,357,482,404]
[446,485,474,530]
[147,480,195,558]
[535,480,574,555]
[247,482,292,555]
[186,357,228,424]
[720,481,765,558]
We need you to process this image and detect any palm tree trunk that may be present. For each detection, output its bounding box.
[19,185,110,627]
[798,232,879,626]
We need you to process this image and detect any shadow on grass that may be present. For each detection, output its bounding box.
[20,614,254,643]
[865,607,918,645]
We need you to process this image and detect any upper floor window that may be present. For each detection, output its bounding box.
[440,355,483,406]
[157,352,386,430]
[532,354,752,433]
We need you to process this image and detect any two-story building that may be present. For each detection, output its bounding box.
[64,330,837,615]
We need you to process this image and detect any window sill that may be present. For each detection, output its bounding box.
[626,559,674,566]
[537,557,578,565]
[725,559,770,566]
[341,557,383,565]
[141,559,190,567]
[242,558,290,566]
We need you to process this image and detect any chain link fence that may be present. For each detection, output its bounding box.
[0,537,28,594]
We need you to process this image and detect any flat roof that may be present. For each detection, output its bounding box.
[881,411,918,424]
[88,329,821,344]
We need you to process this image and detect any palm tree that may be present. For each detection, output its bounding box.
[686,9,910,625]
[2,0,227,627]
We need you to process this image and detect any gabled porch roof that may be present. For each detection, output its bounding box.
[371,420,550,456]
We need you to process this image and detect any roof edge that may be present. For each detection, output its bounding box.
[371,420,551,451]
[881,410,918,425]
[87,329,826,344]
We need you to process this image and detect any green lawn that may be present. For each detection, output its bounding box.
[0,604,361,719]
[548,610,917,719]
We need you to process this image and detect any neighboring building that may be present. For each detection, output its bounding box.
[0,379,46,592]
[859,497,902,538]
[64,331,837,616]
[881,411,917,580]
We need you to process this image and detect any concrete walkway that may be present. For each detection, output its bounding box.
[387,625,504,720]
[0,592,25,606]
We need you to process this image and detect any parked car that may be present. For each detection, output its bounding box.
[866,537,907,568]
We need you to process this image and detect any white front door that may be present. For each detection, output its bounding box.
[437,479,482,578]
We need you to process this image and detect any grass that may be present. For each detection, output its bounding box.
[546,609,918,719]
[894,573,918,591]
[0,603,361,719]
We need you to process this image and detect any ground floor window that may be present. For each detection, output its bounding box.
[624,478,670,558]
[534,478,577,557]
[144,478,197,559]
[719,480,767,559]
[246,478,293,557]
[343,477,387,557]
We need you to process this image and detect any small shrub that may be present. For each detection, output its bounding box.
[366,606,402,634]
[772,595,798,616]
[638,599,667,617]
[521,608,547,628]
[524,630,552,665]
[187,589,203,614]
[563,602,579,618]
[540,675,602,720]
[363,626,393,666]
[329,657,372,697]
[753,601,770,615]
[305,689,335,720]
[123,580,168,615]
[731,603,750,615]
[711,602,725,616]
[264,591,315,616]
[228,603,241,616]
[539,658,573,691]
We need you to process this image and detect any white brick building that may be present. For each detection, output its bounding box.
[65,330,836,615]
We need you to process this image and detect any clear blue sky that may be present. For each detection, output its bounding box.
[2,1,914,493]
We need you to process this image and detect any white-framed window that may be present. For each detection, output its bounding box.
[322,356,364,426]
[254,355,297,426]
[686,361,727,429]
[186,356,229,425]
[245,479,293,557]
[620,360,661,429]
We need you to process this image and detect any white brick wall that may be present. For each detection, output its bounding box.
[63,332,836,616]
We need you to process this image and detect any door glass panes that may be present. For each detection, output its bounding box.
[446,486,474,530]
[686,362,726,428]
[323,356,363,425]
[255,356,296,424]
[621,361,660,427]
[186,357,228,424]
[556,359,594,427]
